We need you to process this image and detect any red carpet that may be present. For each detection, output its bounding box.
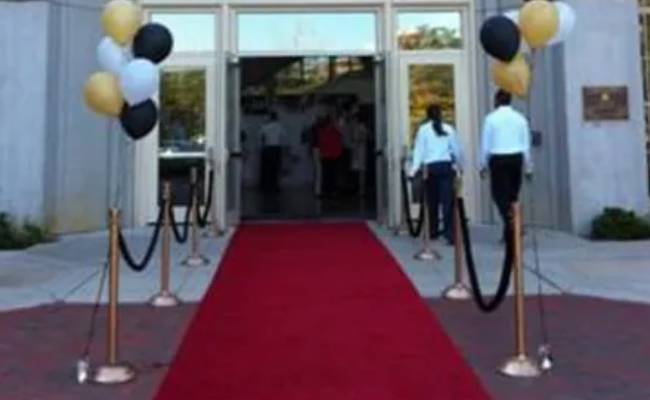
[155,223,489,399]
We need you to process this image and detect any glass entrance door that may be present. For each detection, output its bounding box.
[159,67,208,218]
[374,56,389,225]
[136,57,216,223]
[399,53,477,217]
[225,56,242,225]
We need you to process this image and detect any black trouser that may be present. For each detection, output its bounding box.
[261,146,282,192]
[321,158,339,195]
[489,153,523,236]
[425,161,455,242]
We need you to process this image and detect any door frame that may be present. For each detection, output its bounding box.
[134,53,218,225]
[223,53,242,225]
[223,53,388,223]
[221,6,389,224]
[397,50,478,219]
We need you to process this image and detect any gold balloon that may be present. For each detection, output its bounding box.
[101,0,142,46]
[84,72,124,117]
[519,0,559,49]
[491,56,531,98]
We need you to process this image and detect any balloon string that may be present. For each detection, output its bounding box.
[107,118,119,210]
[525,49,551,346]
[110,119,129,211]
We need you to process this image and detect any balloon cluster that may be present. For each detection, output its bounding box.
[480,0,576,98]
[83,0,174,140]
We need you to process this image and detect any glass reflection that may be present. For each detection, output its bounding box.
[408,64,455,144]
[398,13,462,50]
[238,13,377,53]
[151,13,216,52]
[158,69,207,205]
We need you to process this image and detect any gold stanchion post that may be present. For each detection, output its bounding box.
[150,182,181,307]
[499,202,541,378]
[414,168,441,261]
[91,208,136,384]
[182,167,210,267]
[442,176,471,300]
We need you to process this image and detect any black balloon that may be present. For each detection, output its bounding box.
[119,100,158,140]
[133,23,173,64]
[480,16,521,62]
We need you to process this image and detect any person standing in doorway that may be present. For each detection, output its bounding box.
[310,115,326,197]
[304,106,327,197]
[350,112,370,197]
[479,89,533,242]
[409,104,464,245]
[338,102,357,193]
[317,112,344,198]
[259,111,287,193]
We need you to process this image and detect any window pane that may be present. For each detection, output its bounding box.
[408,64,455,144]
[238,13,377,53]
[158,69,207,205]
[398,12,462,50]
[151,13,216,52]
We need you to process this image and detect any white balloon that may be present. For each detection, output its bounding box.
[502,9,531,54]
[549,2,577,46]
[119,59,160,106]
[504,10,519,25]
[97,37,129,75]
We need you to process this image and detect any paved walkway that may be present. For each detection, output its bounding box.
[371,222,650,304]
[1,222,650,311]
[2,222,650,399]
[0,228,233,311]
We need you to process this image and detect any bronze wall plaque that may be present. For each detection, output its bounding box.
[583,86,629,121]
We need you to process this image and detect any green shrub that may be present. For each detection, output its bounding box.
[591,207,650,240]
[0,213,53,250]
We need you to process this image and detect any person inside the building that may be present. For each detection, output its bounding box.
[409,104,464,245]
[317,111,344,198]
[303,106,327,198]
[350,111,369,197]
[479,89,533,242]
[259,110,287,193]
[338,100,358,193]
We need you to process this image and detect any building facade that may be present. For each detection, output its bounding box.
[0,0,647,235]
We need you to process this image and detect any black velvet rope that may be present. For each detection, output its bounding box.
[457,196,515,313]
[169,184,194,244]
[196,169,214,228]
[400,167,425,237]
[118,206,164,272]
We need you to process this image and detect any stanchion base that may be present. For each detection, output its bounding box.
[393,226,409,236]
[414,249,441,261]
[149,291,181,307]
[202,228,226,238]
[499,355,542,378]
[91,363,136,385]
[442,283,472,300]
[182,255,210,267]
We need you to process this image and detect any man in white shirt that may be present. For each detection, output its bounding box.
[409,104,464,245]
[479,90,532,239]
[259,111,287,193]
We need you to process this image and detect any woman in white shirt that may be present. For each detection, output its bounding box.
[409,104,464,245]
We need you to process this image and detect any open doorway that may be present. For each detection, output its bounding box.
[238,56,378,220]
